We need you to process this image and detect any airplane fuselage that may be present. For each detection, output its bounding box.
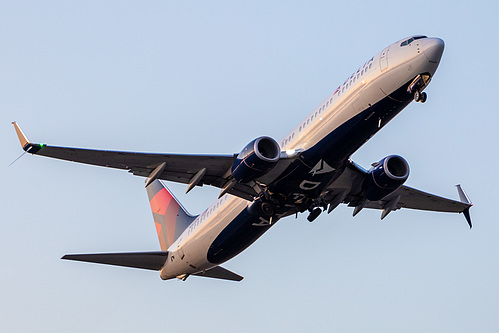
[160,36,445,280]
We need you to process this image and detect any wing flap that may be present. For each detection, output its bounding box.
[61,251,168,270]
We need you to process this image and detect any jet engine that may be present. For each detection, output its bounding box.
[362,155,409,201]
[231,136,281,183]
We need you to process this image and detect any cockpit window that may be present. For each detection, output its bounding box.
[400,38,414,47]
[400,35,427,47]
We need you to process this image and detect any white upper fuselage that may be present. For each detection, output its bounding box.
[160,36,445,280]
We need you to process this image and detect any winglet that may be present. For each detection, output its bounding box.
[456,184,472,205]
[456,185,473,229]
[463,208,472,229]
[12,122,30,150]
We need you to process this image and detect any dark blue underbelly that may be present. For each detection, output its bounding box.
[207,207,273,264]
[270,79,415,198]
[208,77,417,265]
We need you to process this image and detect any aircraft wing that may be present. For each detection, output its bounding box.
[13,123,298,201]
[325,160,473,227]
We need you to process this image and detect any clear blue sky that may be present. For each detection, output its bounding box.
[2,1,498,332]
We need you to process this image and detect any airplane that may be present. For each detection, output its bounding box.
[13,35,473,282]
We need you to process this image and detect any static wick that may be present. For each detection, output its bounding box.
[9,151,27,167]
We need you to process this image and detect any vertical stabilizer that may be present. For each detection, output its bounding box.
[146,180,197,251]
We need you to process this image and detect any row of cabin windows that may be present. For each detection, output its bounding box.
[283,93,336,146]
[341,62,372,93]
[282,132,296,146]
[188,195,230,235]
[189,194,229,234]
[281,58,374,147]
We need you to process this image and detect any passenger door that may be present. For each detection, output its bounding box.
[379,46,389,71]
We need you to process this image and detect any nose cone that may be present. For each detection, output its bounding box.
[422,38,445,63]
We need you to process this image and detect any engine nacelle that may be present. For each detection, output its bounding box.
[362,155,410,201]
[231,136,281,183]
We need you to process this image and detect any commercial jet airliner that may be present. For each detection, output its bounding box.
[13,35,472,282]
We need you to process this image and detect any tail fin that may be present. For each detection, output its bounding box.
[146,180,196,251]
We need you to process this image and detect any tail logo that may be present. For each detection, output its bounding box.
[146,180,196,251]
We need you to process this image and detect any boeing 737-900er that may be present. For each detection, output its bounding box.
[13,35,472,282]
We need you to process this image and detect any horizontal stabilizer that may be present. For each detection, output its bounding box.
[61,251,168,270]
[193,266,244,281]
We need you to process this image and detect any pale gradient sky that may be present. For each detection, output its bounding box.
[2,1,498,332]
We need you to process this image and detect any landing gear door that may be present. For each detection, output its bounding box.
[379,46,389,71]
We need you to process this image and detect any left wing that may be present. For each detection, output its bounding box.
[12,123,294,200]
[324,160,473,227]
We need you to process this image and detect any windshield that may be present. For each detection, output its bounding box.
[400,35,427,47]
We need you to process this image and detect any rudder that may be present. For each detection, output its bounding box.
[146,180,196,251]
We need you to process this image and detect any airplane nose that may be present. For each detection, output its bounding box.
[422,38,445,63]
